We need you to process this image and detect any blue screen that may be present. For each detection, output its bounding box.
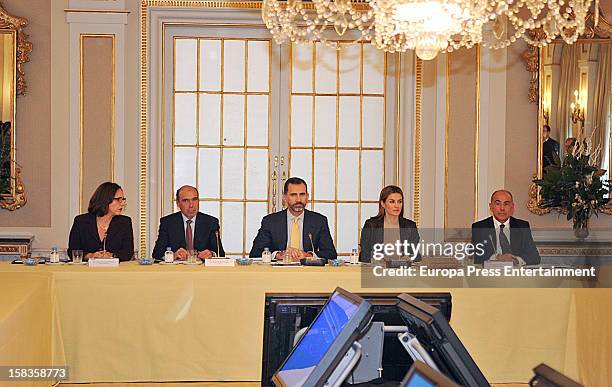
[276,292,360,386]
[404,371,436,387]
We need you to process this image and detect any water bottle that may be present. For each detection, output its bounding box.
[350,248,359,264]
[50,246,60,263]
[164,247,174,263]
[262,247,272,264]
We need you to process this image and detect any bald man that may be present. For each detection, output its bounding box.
[471,190,540,265]
[152,185,224,260]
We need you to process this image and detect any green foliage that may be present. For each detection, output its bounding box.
[534,142,610,225]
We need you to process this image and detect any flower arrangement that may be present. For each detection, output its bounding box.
[533,134,610,237]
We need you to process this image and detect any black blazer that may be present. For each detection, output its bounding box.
[152,211,225,259]
[249,209,337,260]
[471,216,541,265]
[68,213,134,262]
[359,216,421,263]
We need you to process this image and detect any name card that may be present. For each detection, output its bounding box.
[483,260,513,270]
[204,258,235,267]
[88,258,119,267]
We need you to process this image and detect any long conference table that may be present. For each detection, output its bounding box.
[1,262,611,386]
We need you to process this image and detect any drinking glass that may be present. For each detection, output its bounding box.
[72,249,83,264]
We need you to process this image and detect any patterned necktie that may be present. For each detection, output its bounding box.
[499,224,511,254]
[186,219,194,251]
[290,217,300,249]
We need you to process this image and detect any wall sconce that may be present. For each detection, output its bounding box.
[542,100,550,125]
[570,90,585,127]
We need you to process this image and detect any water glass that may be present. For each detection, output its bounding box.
[188,249,198,264]
[283,251,292,264]
[72,249,83,264]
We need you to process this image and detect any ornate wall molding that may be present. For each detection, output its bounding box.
[0,3,32,96]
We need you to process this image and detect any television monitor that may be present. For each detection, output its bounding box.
[271,287,373,387]
[401,361,460,387]
[529,364,583,387]
[262,292,452,386]
[397,293,490,387]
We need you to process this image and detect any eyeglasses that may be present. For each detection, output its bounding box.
[113,197,127,203]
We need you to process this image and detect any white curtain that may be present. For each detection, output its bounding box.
[556,44,578,146]
[591,44,611,168]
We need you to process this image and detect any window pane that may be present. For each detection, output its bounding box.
[247,40,269,92]
[337,150,359,200]
[314,149,335,201]
[223,94,245,146]
[199,93,221,145]
[314,96,336,147]
[246,202,268,255]
[339,43,361,94]
[363,44,384,94]
[198,148,220,199]
[246,149,268,200]
[337,203,359,253]
[315,42,336,94]
[224,40,245,92]
[200,201,220,220]
[360,202,379,227]
[221,202,244,255]
[290,149,312,192]
[361,150,384,201]
[338,96,360,147]
[362,97,384,148]
[222,148,244,199]
[175,39,197,91]
[247,95,268,146]
[174,147,197,192]
[314,202,335,246]
[292,43,313,93]
[200,40,221,91]
[174,93,197,145]
[291,96,313,147]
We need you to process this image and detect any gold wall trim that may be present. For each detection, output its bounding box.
[444,54,449,237]
[64,9,131,14]
[140,1,149,256]
[474,45,480,222]
[142,1,263,8]
[413,57,422,226]
[0,3,32,97]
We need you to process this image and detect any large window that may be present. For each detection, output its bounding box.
[166,27,395,257]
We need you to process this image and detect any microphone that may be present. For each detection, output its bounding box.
[215,230,221,258]
[308,233,316,257]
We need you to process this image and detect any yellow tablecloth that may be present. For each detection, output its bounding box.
[0,263,608,384]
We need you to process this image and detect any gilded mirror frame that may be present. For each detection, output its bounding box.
[525,8,612,216]
[0,3,31,211]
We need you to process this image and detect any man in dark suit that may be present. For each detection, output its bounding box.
[471,190,540,265]
[542,125,560,170]
[249,177,337,261]
[152,185,224,260]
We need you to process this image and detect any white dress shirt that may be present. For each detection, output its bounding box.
[490,217,525,265]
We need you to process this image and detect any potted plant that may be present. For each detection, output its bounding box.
[533,135,610,239]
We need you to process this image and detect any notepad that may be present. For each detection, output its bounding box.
[88,258,119,267]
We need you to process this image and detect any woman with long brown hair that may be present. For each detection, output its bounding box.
[359,185,420,263]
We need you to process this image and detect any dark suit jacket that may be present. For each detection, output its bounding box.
[471,216,541,265]
[152,211,224,259]
[359,216,421,263]
[249,209,337,260]
[68,213,134,262]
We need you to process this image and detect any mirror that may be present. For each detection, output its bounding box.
[0,3,31,210]
[527,8,612,215]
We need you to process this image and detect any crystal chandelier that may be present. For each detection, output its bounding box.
[262,0,600,60]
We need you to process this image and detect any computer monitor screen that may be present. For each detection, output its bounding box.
[272,288,372,387]
[397,294,490,387]
[401,361,460,387]
[261,292,453,386]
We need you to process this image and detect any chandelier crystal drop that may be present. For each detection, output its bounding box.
[262,0,599,60]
